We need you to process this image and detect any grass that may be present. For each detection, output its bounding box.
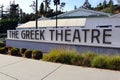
[43,49,77,64]
[91,55,109,69]
[107,55,120,70]
[42,48,120,71]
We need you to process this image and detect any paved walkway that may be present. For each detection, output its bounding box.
[0,54,120,80]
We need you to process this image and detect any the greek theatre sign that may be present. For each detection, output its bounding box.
[7,27,120,48]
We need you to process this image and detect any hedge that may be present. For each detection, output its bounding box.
[0,42,5,48]
[10,48,22,56]
[21,48,27,54]
[24,50,32,58]
[32,50,43,60]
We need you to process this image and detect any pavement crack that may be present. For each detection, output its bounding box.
[0,72,18,80]
[41,64,63,80]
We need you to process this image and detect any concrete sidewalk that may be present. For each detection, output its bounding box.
[0,54,120,80]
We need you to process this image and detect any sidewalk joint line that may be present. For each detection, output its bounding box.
[41,64,63,80]
[0,59,26,69]
[0,72,18,80]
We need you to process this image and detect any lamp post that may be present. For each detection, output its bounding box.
[35,0,38,29]
[54,0,60,28]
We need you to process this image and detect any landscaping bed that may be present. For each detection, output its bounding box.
[0,41,120,71]
[43,49,120,71]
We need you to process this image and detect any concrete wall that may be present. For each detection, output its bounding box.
[6,39,120,55]
[86,18,120,28]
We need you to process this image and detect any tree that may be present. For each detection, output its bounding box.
[59,2,65,11]
[20,12,35,23]
[109,0,114,14]
[103,0,107,9]
[96,3,103,11]
[82,0,91,9]
[30,1,36,13]
[74,5,77,10]
[44,0,51,13]
[19,9,23,22]
[0,19,18,33]
[54,0,60,5]
[45,9,55,17]
[39,2,44,16]
[9,3,19,19]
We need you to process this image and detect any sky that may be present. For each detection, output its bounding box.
[0,0,118,13]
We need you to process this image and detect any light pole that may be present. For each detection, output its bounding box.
[36,0,38,29]
[54,0,60,28]
[56,3,58,28]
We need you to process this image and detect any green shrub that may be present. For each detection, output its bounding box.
[0,47,6,54]
[42,54,48,61]
[0,42,5,48]
[42,49,78,64]
[21,48,27,54]
[15,48,20,52]
[32,50,43,60]
[108,56,120,70]
[24,50,32,58]
[10,48,21,56]
[71,54,84,66]
[42,49,120,71]
[82,52,98,67]
[91,55,108,69]
[4,47,8,53]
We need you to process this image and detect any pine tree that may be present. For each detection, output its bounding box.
[96,3,102,11]
[103,0,107,9]
[44,0,51,12]
[59,2,65,11]
[109,0,114,14]
[74,5,77,10]
[39,2,44,16]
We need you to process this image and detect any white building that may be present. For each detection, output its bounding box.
[16,8,116,29]
[17,17,120,29]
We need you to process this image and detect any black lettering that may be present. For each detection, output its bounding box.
[73,29,81,42]
[11,31,15,38]
[56,30,63,41]
[40,30,45,40]
[91,29,100,43]
[26,30,30,39]
[49,30,55,41]
[9,31,14,38]
[9,31,12,38]
[16,31,19,39]
[65,29,71,42]
[103,29,112,44]
[9,31,19,39]
[31,30,34,40]
[21,30,25,39]
[35,30,39,40]
[82,29,90,43]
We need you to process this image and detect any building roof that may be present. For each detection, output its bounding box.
[55,8,110,18]
[17,17,120,29]
[38,16,50,20]
[17,18,86,29]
